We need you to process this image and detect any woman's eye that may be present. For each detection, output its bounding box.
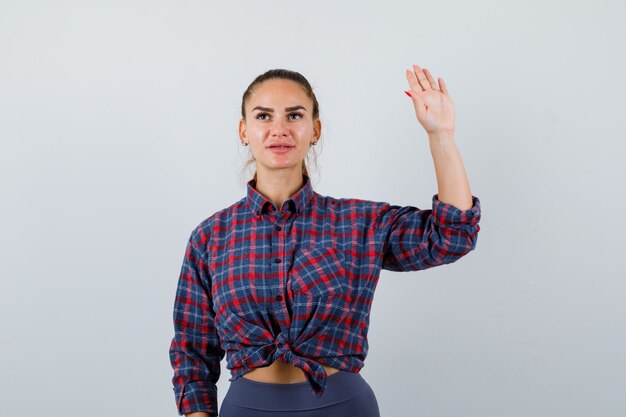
[255,112,302,120]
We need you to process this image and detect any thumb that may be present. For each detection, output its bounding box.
[404,90,425,114]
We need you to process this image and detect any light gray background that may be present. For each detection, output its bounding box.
[1,1,624,416]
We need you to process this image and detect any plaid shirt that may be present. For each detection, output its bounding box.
[169,174,481,416]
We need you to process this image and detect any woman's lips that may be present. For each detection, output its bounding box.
[268,146,294,154]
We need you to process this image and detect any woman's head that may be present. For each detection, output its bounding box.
[239,69,321,184]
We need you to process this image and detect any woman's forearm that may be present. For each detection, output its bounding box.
[428,133,473,211]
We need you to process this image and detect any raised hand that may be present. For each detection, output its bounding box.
[405,64,456,137]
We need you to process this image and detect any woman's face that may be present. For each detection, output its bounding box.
[239,79,321,176]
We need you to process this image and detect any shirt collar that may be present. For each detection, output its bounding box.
[247,174,314,218]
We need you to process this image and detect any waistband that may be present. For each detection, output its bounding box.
[225,370,368,411]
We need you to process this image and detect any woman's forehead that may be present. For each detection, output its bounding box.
[252,79,306,97]
[248,80,310,107]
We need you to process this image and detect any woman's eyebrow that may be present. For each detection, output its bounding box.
[252,105,307,112]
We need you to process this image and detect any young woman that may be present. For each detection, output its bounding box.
[169,65,482,417]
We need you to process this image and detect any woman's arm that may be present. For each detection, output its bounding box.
[428,133,473,211]
[170,232,225,416]
[404,63,473,211]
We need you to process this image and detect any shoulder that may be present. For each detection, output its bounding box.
[314,191,390,218]
[187,196,248,249]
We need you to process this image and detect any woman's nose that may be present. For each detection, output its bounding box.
[270,118,289,136]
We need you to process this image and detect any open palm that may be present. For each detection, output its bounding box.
[405,64,456,136]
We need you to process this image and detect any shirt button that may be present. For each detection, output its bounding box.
[274,258,281,263]
[275,295,282,301]
[275,225,281,231]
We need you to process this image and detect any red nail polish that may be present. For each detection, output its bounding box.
[404,90,412,97]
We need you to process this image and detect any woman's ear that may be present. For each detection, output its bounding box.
[239,118,247,142]
[313,119,321,141]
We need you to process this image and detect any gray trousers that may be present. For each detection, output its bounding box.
[219,370,381,417]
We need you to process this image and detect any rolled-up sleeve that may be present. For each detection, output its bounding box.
[169,233,225,416]
[374,194,481,271]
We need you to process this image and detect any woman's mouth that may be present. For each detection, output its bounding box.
[267,145,294,153]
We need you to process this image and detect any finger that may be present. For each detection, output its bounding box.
[412,64,432,91]
[405,69,423,92]
[423,68,439,90]
[439,77,448,95]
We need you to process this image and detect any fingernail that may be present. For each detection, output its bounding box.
[404,90,412,97]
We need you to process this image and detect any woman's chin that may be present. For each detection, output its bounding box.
[259,160,302,171]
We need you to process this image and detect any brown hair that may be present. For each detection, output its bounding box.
[239,69,321,185]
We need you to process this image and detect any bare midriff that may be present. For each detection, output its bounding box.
[242,360,342,383]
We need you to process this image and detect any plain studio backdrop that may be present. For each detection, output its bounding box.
[1,1,625,416]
